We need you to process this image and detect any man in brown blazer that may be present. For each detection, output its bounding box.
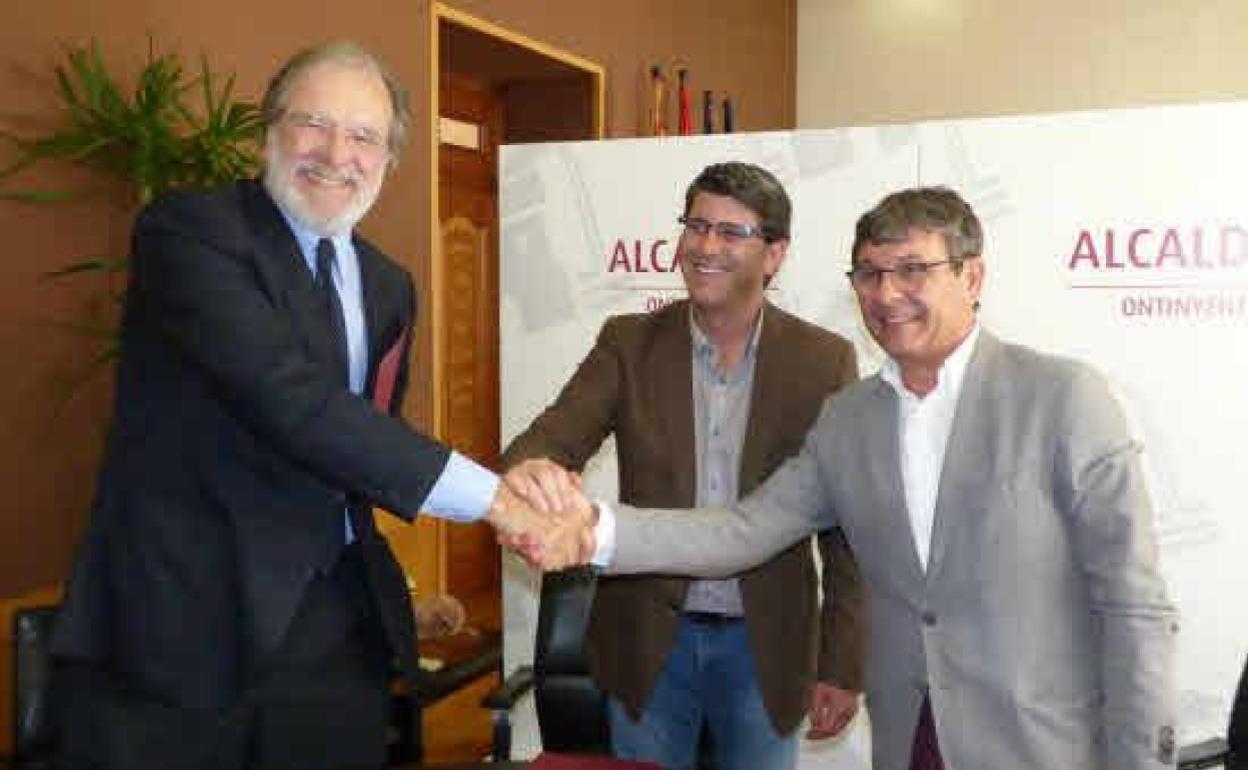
[502,163,866,770]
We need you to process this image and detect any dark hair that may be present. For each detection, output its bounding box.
[260,41,411,159]
[851,186,982,268]
[683,162,791,242]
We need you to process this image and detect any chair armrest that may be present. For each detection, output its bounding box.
[480,665,536,761]
[416,630,502,706]
[12,604,61,764]
[386,630,503,764]
[1178,737,1229,769]
[482,665,535,711]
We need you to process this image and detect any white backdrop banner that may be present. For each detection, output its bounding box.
[498,102,1248,766]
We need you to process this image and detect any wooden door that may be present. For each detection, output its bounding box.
[436,72,503,631]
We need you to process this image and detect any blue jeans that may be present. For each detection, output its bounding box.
[608,615,798,770]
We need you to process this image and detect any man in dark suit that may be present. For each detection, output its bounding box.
[51,42,549,770]
[502,163,866,770]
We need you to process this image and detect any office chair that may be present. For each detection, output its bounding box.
[7,604,59,769]
[484,567,608,759]
[388,628,503,765]
[2,599,497,769]
[484,567,713,766]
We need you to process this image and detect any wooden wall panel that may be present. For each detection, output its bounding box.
[0,0,797,599]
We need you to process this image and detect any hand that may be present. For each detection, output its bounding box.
[806,682,860,739]
[485,481,555,541]
[531,493,598,571]
[412,593,467,639]
[502,458,582,513]
[486,480,596,570]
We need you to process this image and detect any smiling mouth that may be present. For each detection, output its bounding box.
[685,258,728,275]
[299,164,357,189]
[874,310,922,328]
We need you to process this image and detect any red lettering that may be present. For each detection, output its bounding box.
[1069,230,1100,269]
[608,240,631,272]
[1128,229,1152,268]
[1192,227,1212,268]
[649,240,670,272]
[632,241,649,273]
[1221,225,1248,268]
[1156,228,1186,268]
[1072,223,1248,271]
[1105,229,1123,268]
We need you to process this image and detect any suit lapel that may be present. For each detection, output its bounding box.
[860,377,927,585]
[739,304,783,492]
[241,182,342,373]
[925,332,1000,581]
[354,237,387,396]
[654,304,697,507]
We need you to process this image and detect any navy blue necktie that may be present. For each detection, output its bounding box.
[316,238,371,544]
[315,238,349,385]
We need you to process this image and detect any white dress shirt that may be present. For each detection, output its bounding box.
[878,324,980,570]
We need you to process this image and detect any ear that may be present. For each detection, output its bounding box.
[963,255,986,305]
[763,238,789,280]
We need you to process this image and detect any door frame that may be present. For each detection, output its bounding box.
[429,2,605,439]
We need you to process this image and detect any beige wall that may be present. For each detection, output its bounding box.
[798,0,1248,127]
[0,0,795,596]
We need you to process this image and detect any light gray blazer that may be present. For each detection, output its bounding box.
[611,331,1178,770]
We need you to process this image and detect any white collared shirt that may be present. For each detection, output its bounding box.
[878,324,981,570]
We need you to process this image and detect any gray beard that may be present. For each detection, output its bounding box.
[261,149,380,236]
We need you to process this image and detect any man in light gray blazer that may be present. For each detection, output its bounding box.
[535,187,1178,770]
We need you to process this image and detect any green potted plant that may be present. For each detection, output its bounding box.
[0,40,264,402]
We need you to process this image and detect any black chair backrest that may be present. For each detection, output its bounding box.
[1230,652,1247,767]
[532,567,609,754]
[12,604,59,765]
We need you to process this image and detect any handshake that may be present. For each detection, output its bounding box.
[484,458,599,571]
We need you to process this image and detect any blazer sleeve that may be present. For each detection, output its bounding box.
[1057,365,1178,770]
[816,526,866,690]
[131,196,449,519]
[611,396,841,577]
[816,340,867,691]
[500,319,622,471]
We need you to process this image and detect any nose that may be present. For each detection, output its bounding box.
[872,270,908,301]
[323,128,352,165]
[686,228,727,253]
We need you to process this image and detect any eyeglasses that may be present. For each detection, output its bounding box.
[845,258,973,291]
[283,110,388,154]
[678,216,767,244]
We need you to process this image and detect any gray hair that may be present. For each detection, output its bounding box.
[851,186,983,267]
[260,41,411,159]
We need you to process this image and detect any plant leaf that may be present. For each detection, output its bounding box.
[0,190,85,203]
[41,254,129,280]
[5,38,260,416]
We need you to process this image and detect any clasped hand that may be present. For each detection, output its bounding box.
[485,458,596,570]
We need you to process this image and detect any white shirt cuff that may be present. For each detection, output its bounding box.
[590,499,617,567]
[420,451,499,522]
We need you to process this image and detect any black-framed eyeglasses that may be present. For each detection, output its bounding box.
[678,216,768,244]
[845,258,974,291]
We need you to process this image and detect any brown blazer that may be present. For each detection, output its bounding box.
[501,300,866,734]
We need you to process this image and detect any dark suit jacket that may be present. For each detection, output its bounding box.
[52,180,449,710]
[502,300,866,734]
